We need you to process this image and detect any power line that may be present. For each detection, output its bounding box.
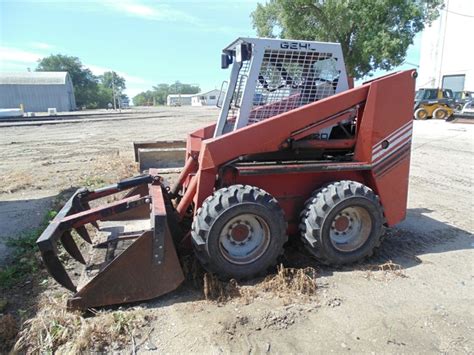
[443,8,474,18]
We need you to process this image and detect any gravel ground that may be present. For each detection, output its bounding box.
[0,108,472,353]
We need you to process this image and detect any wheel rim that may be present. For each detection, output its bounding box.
[435,110,446,119]
[417,110,427,119]
[329,206,372,252]
[219,213,271,265]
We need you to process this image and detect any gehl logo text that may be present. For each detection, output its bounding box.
[280,41,317,51]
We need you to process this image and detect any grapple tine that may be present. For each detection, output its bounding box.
[75,226,92,244]
[60,231,86,264]
[39,178,184,308]
[42,250,76,292]
[66,183,184,309]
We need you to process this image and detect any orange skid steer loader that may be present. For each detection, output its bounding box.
[37,38,416,309]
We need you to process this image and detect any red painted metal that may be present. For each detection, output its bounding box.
[170,156,198,196]
[185,70,415,227]
[176,175,197,218]
[38,68,416,309]
[226,169,368,234]
[37,174,184,309]
[61,195,147,228]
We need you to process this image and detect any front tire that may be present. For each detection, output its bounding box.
[192,185,287,280]
[414,108,428,120]
[300,181,384,265]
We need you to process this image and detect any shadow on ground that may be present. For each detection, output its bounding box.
[283,207,473,276]
[0,189,77,352]
[142,207,473,310]
[0,194,56,264]
[3,203,472,316]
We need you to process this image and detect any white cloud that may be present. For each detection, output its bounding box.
[85,63,151,98]
[118,3,156,17]
[30,42,55,50]
[0,46,43,64]
[125,87,148,98]
[0,46,149,97]
[103,0,199,24]
[86,64,148,85]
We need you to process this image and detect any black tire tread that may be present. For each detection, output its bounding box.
[192,184,288,279]
[299,180,384,265]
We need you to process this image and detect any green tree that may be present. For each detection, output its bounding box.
[151,84,171,105]
[251,0,442,79]
[36,54,98,107]
[99,71,127,108]
[100,71,126,91]
[169,81,200,95]
[95,85,114,108]
[133,91,155,106]
[133,81,200,106]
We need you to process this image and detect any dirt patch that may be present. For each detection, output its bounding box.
[0,171,35,194]
[361,260,407,281]
[0,112,472,353]
[0,314,19,352]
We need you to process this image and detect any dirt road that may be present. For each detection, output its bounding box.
[0,107,216,261]
[0,108,472,353]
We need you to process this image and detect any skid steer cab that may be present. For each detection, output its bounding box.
[414,88,455,120]
[38,37,417,309]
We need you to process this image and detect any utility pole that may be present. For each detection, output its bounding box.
[112,72,117,110]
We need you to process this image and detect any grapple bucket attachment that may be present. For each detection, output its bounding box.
[36,170,184,309]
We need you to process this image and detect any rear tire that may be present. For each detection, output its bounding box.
[300,181,384,265]
[192,185,287,280]
[414,108,429,120]
[432,107,448,119]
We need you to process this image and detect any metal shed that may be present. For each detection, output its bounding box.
[0,72,76,112]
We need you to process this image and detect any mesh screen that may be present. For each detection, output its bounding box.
[250,49,340,123]
[226,49,340,127]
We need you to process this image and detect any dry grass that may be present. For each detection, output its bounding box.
[259,264,318,297]
[202,264,318,304]
[13,294,153,353]
[0,170,34,194]
[363,260,407,281]
[203,273,240,302]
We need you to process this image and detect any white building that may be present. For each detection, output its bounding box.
[417,0,474,92]
[191,89,221,106]
[167,89,221,106]
[166,94,193,106]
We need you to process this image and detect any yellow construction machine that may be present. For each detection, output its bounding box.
[414,88,455,120]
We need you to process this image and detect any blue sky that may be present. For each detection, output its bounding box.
[0,0,420,98]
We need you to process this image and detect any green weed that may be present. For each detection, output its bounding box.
[0,210,57,289]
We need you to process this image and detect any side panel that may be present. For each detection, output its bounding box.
[355,70,416,225]
[194,70,416,227]
[231,170,368,234]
